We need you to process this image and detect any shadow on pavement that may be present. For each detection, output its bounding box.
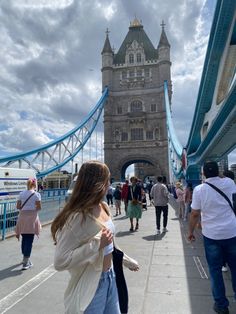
[113,215,128,221]
[0,263,23,281]
[116,230,136,237]
[142,232,167,241]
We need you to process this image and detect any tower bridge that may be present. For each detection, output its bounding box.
[0,0,235,185]
[102,17,171,181]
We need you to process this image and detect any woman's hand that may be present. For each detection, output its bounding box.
[129,265,139,271]
[99,228,113,249]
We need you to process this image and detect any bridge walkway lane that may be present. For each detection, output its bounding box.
[0,202,236,314]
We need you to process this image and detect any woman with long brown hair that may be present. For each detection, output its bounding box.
[51,161,138,314]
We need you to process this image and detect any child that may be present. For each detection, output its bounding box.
[141,189,147,210]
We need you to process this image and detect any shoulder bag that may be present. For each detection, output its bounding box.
[20,192,35,210]
[112,246,128,314]
[204,182,236,216]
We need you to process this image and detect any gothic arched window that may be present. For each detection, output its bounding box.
[137,53,141,62]
[130,100,142,112]
[129,53,134,64]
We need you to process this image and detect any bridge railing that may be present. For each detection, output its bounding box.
[0,188,66,240]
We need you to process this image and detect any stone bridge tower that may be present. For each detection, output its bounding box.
[101,18,172,181]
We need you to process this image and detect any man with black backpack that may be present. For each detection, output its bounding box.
[188,161,236,314]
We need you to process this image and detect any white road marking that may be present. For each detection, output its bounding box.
[193,256,208,279]
[0,264,57,314]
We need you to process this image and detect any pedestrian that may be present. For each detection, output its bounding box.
[127,176,142,231]
[141,189,147,210]
[175,182,185,219]
[183,182,193,221]
[106,184,113,206]
[146,180,153,206]
[188,161,236,314]
[51,161,139,314]
[15,178,42,270]
[221,169,235,272]
[113,185,122,216]
[150,176,169,235]
[121,180,129,215]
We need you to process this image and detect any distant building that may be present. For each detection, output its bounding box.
[41,171,71,189]
[102,18,172,181]
[218,156,229,175]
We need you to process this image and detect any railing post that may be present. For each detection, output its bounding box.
[2,203,7,241]
[58,195,61,212]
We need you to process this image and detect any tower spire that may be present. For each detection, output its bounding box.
[158,20,170,48]
[101,28,113,54]
[160,20,166,30]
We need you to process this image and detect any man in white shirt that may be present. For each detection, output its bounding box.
[150,176,169,234]
[188,161,236,314]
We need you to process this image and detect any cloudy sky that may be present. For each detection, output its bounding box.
[0,0,234,170]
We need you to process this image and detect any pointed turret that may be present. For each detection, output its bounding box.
[101,29,113,90]
[158,21,170,48]
[158,21,170,62]
[102,30,113,54]
[157,21,171,99]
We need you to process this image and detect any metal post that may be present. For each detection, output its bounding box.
[96,130,98,159]
[2,203,7,240]
[89,135,92,160]
[58,195,61,212]
[82,128,84,164]
[100,131,103,161]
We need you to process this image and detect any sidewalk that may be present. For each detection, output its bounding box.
[0,202,236,314]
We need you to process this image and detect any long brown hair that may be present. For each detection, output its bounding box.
[51,160,110,243]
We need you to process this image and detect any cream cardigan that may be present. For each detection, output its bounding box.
[54,204,138,314]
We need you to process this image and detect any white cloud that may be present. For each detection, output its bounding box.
[13,0,74,10]
[1,0,231,171]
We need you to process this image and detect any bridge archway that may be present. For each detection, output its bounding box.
[114,155,164,182]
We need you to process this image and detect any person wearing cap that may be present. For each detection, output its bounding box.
[188,161,236,314]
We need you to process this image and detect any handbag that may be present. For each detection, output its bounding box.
[204,182,236,216]
[130,186,140,205]
[112,247,128,314]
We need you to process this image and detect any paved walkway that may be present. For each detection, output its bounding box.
[0,201,236,314]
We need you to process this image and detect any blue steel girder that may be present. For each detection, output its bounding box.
[188,80,236,165]
[187,0,236,156]
[164,81,184,179]
[0,87,109,177]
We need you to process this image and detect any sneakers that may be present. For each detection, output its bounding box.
[156,229,161,235]
[163,227,168,233]
[222,266,228,272]
[213,304,229,314]
[22,260,33,270]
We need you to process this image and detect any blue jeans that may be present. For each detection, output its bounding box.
[21,234,34,257]
[84,268,121,314]
[203,235,236,309]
